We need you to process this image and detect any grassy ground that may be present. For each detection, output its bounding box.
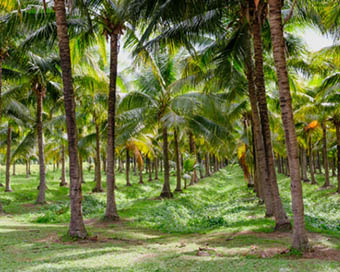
[0,164,340,272]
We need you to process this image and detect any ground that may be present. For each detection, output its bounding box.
[0,164,340,272]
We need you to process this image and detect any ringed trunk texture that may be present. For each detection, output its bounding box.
[5,124,12,192]
[126,149,131,186]
[60,144,67,186]
[160,126,173,198]
[308,138,316,184]
[93,123,103,192]
[104,33,119,221]
[155,157,159,180]
[36,90,47,204]
[268,0,308,250]
[252,13,290,229]
[54,0,87,238]
[174,129,182,192]
[245,35,273,213]
[205,153,210,177]
[335,122,340,193]
[322,122,330,187]
[189,132,198,184]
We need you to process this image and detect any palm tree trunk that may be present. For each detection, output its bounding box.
[332,155,336,177]
[79,155,84,184]
[54,0,87,238]
[268,0,308,250]
[322,122,330,187]
[197,152,203,179]
[60,144,67,186]
[126,149,131,186]
[205,153,210,177]
[102,154,106,173]
[12,163,16,176]
[160,126,173,198]
[133,156,137,176]
[308,137,316,184]
[335,121,340,193]
[147,157,152,181]
[301,147,309,182]
[155,157,159,180]
[252,12,290,229]
[189,131,197,184]
[36,90,46,204]
[5,124,12,192]
[26,159,30,178]
[104,33,119,221]
[245,35,272,213]
[174,129,182,192]
[93,123,103,192]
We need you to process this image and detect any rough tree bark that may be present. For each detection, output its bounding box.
[174,129,182,192]
[126,149,131,186]
[5,124,12,192]
[36,86,47,204]
[60,144,67,186]
[252,9,290,229]
[104,32,119,221]
[54,0,87,238]
[322,122,330,187]
[160,126,173,198]
[268,0,308,250]
[93,123,103,192]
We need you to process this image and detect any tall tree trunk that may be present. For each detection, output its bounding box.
[54,0,87,238]
[335,122,340,193]
[60,144,67,186]
[93,123,103,192]
[26,159,30,178]
[245,35,272,211]
[155,157,159,180]
[79,155,84,184]
[189,131,198,184]
[205,153,210,177]
[126,149,131,186]
[12,163,16,176]
[268,0,308,250]
[332,155,336,177]
[197,152,203,179]
[301,147,309,182]
[36,90,46,204]
[139,166,144,184]
[322,122,330,187]
[133,156,137,176]
[308,137,316,184]
[147,157,152,181]
[160,126,173,198]
[174,129,182,192]
[317,151,322,174]
[252,12,290,229]
[104,33,119,221]
[102,154,106,173]
[5,124,12,192]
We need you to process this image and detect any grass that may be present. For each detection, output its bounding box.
[0,164,340,271]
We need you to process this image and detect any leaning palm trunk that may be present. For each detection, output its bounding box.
[268,0,308,250]
[252,12,290,229]
[160,126,173,198]
[174,129,182,192]
[104,33,120,221]
[245,35,273,215]
[5,124,12,192]
[54,0,87,238]
[321,122,330,187]
[36,88,47,204]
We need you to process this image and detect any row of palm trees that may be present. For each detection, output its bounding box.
[0,0,339,251]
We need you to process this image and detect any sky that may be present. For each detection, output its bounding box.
[298,27,334,52]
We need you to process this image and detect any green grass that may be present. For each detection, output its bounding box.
[0,164,340,271]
